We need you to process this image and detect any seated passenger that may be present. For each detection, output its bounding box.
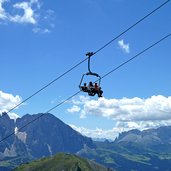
[88,82,95,96]
[94,83,103,97]
[94,83,99,92]
[98,87,103,97]
[81,83,88,92]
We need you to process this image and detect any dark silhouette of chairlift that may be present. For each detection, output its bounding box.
[79,52,102,97]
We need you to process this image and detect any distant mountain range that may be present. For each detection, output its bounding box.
[79,126,171,171]
[0,112,171,171]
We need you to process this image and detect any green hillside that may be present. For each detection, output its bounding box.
[13,153,110,171]
[78,141,171,171]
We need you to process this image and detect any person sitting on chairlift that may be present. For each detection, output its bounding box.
[88,82,95,96]
[81,83,88,92]
[94,83,103,97]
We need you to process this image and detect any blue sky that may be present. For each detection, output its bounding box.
[0,0,171,140]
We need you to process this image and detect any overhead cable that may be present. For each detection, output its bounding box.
[93,0,170,55]
[0,33,170,144]
[2,0,169,118]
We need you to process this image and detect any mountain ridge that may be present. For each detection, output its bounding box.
[0,112,94,170]
[1,112,171,171]
[79,126,171,171]
[13,152,110,171]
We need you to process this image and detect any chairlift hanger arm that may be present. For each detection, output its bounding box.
[86,52,94,73]
[85,52,99,77]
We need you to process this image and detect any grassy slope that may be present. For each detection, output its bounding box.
[79,142,171,171]
[13,153,109,171]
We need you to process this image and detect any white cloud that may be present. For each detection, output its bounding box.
[32,27,50,33]
[118,39,130,53]
[0,0,39,24]
[68,95,171,138]
[70,124,124,140]
[67,96,91,118]
[74,95,171,122]
[67,105,81,113]
[0,0,55,33]
[0,0,8,20]
[0,90,22,119]
[10,0,39,24]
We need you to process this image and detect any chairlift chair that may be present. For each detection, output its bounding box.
[79,52,102,97]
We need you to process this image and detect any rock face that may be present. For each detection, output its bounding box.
[0,113,94,170]
[115,126,171,152]
[0,113,16,159]
[16,113,94,158]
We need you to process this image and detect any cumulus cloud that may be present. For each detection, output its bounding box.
[0,0,39,24]
[10,0,39,24]
[72,95,171,122]
[67,105,81,113]
[0,0,8,20]
[118,39,130,53]
[68,95,171,139]
[70,124,120,140]
[0,0,55,33]
[0,90,22,119]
